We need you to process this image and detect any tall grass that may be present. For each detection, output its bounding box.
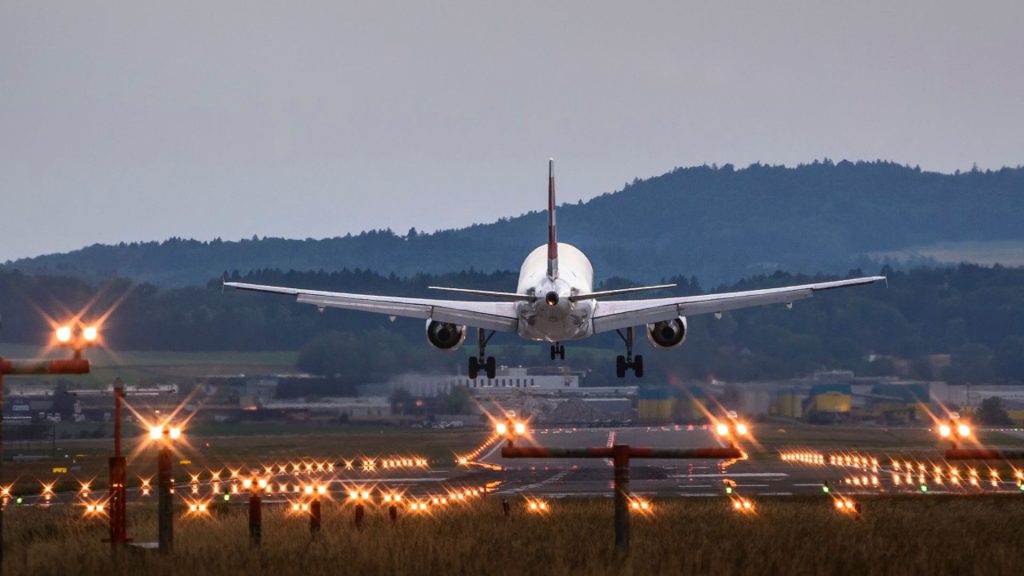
[3,495,1023,575]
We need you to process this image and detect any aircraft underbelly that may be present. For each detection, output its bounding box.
[517,317,593,342]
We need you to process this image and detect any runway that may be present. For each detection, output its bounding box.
[456,425,1024,499]
[13,426,1023,510]
[457,425,810,498]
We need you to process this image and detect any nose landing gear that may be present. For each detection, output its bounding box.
[615,327,644,378]
[549,343,565,361]
[468,328,496,380]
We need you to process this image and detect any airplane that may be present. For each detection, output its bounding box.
[226,160,885,379]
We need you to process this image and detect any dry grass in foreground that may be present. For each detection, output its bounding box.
[4,495,1024,576]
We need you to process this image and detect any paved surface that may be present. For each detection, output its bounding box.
[468,425,794,498]
[11,426,1024,511]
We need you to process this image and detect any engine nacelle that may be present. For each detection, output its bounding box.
[425,320,468,351]
[646,317,688,349]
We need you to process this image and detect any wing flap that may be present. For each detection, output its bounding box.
[592,276,884,334]
[227,282,519,333]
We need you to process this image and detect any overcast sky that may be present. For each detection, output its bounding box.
[2,1,1022,262]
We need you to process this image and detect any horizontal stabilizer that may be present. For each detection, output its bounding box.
[569,284,676,302]
[427,286,536,302]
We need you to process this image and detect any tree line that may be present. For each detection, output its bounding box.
[0,264,1022,384]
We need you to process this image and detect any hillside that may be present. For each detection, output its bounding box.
[5,161,1024,287]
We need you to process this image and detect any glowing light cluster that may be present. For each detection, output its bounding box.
[148,425,182,441]
[348,489,372,501]
[780,451,825,465]
[731,498,755,513]
[629,498,653,513]
[496,419,529,439]
[380,457,429,469]
[527,499,550,513]
[54,324,100,345]
[844,475,880,488]
[937,420,972,439]
[828,453,879,472]
[834,498,858,514]
[714,421,750,438]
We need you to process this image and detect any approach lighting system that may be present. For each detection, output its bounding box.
[629,498,653,513]
[714,418,750,439]
[53,323,101,356]
[731,498,755,513]
[497,417,528,444]
[148,423,184,443]
[527,499,550,513]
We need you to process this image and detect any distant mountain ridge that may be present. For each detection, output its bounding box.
[6,161,1024,287]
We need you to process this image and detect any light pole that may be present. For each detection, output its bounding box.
[148,423,183,554]
[1,323,96,576]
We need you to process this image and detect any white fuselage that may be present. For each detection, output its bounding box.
[515,243,596,342]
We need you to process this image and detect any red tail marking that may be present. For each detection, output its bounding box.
[547,159,558,278]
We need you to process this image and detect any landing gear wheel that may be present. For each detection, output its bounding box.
[550,345,557,361]
[471,328,497,380]
[614,328,644,378]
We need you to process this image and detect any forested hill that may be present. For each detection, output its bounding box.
[6,161,1024,287]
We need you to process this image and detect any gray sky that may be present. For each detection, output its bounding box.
[2,1,1022,262]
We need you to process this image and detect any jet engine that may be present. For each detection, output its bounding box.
[425,320,468,351]
[646,317,688,349]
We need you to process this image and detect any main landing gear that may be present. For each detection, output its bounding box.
[468,328,496,380]
[550,342,565,360]
[615,327,644,378]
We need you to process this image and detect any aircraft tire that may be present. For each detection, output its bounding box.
[633,355,644,378]
[468,357,479,379]
[486,356,497,379]
[616,355,627,378]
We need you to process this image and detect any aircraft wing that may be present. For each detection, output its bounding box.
[591,276,886,334]
[224,282,519,333]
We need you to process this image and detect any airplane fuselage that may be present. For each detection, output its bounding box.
[515,242,596,342]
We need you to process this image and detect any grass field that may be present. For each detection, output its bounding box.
[0,342,299,386]
[746,422,1024,460]
[3,495,1023,575]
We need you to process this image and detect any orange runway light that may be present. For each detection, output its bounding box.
[526,499,550,513]
[731,498,755,513]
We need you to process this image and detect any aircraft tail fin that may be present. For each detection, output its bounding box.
[547,158,558,279]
